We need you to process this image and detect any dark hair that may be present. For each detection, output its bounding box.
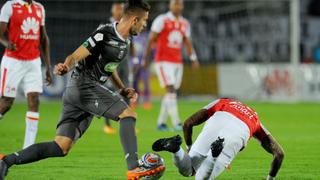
[124,0,150,15]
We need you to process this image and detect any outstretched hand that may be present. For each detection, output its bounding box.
[54,63,69,76]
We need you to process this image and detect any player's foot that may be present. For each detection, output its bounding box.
[157,124,169,131]
[210,137,224,158]
[152,135,182,153]
[126,164,165,180]
[173,123,183,131]
[103,125,116,135]
[0,154,8,180]
[143,102,152,110]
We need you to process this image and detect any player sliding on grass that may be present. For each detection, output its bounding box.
[0,0,164,179]
[153,98,284,180]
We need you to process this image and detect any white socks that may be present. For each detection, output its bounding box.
[157,93,180,126]
[23,111,39,149]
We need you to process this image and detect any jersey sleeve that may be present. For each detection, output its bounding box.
[40,4,45,26]
[0,1,12,23]
[253,123,271,142]
[82,28,106,53]
[203,99,220,116]
[185,20,191,38]
[151,15,164,33]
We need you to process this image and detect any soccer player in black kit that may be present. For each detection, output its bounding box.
[0,0,165,179]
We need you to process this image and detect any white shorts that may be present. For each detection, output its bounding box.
[154,61,183,89]
[0,56,43,97]
[190,111,250,168]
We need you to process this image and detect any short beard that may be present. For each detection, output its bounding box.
[129,28,138,36]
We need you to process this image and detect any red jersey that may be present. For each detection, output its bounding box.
[205,99,269,140]
[151,12,190,64]
[0,0,45,60]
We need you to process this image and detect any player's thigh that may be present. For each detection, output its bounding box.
[22,58,43,96]
[154,62,175,87]
[64,82,129,121]
[174,64,183,89]
[56,101,94,143]
[0,56,26,97]
[190,115,226,156]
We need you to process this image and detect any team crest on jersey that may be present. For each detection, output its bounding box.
[104,62,119,72]
[36,10,42,18]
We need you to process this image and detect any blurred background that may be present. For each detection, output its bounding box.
[1,0,320,102]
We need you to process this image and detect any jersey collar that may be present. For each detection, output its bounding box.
[17,0,31,5]
[113,22,126,42]
[167,11,182,20]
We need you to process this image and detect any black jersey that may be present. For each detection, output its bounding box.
[74,22,131,83]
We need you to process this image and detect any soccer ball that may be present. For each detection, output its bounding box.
[139,152,165,180]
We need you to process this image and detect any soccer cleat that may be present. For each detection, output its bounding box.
[143,102,152,110]
[103,125,116,135]
[210,137,224,158]
[157,124,169,131]
[0,154,8,180]
[126,164,165,180]
[152,135,182,153]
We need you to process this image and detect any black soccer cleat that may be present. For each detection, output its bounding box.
[152,135,182,153]
[0,159,8,180]
[211,137,224,158]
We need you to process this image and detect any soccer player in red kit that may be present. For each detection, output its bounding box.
[0,0,52,149]
[153,98,285,180]
[143,0,199,131]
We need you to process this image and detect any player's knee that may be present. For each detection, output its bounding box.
[119,108,137,119]
[166,85,175,93]
[0,97,14,109]
[54,136,73,155]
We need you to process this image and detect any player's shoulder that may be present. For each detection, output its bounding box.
[96,23,113,32]
[1,0,15,8]
[180,16,190,25]
[33,1,45,9]
[154,13,167,21]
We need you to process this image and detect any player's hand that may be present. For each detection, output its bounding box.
[120,88,138,102]
[45,67,53,86]
[191,60,200,69]
[54,63,69,76]
[7,42,16,51]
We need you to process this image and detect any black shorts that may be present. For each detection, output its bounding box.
[56,75,128,141]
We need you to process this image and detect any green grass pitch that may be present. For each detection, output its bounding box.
[0,100,319,179]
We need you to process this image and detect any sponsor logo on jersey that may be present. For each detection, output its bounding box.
[118,50,124,59]
[20,17,39,40]
[108,40,118,46]
[104,62,119,72]
[167,30,183,49]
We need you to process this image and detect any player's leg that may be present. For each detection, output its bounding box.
[0,56,25,119]
[141,69,152,109]
[154,62,170,130]
[0,100,93,178]
[169,63,183,130]
[152,135,203,177]
[22,58,43,148]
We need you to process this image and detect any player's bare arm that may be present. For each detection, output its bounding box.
[261,134,285,179]
[183,109,209,149]
[183,36,199,68]
[54,45,90,76]
[0,22,16,51]
[142,31,159,68]
[39,26,52,85]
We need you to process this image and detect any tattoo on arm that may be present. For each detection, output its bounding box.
[183,109,209,147]
[261,135,285,177]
